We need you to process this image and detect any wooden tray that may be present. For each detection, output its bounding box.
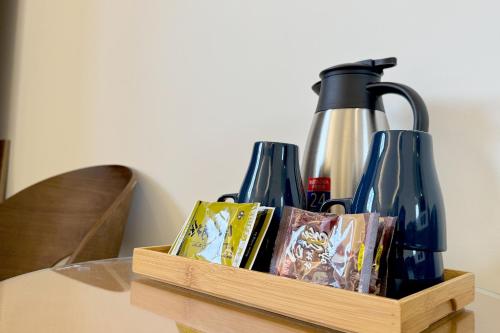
[132,245,475,333]
[130,279,336,332]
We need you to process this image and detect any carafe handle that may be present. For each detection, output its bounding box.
[366,82,429,132]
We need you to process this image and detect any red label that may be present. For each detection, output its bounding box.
[308,177,331,192]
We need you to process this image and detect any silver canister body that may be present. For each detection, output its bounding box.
[302,108,389,211]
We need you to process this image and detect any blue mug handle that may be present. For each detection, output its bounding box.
[320,198,353,214]
[217,193,239,202]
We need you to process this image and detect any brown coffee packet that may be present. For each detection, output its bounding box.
[272,208,381,294]
[369,216,396,296]
[271,206,337,280]
[327,213,379,292]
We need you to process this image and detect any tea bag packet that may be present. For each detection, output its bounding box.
[327,213,379,293]
[169,201,260,267]
[272,207,337,281]
[240,206,275,270]
[369,216,397,296]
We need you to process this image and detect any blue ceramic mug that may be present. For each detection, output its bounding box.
[321,130,446,298]
[218,141,306,272]
[321,130,447,251]
[321,85,446,298]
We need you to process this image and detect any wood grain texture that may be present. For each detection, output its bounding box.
[422,310,474,333]
[400,270,475,333]
[0,140,10,203]
[131,279,333,333]
[133,246,475,333]
[0,165,136,280]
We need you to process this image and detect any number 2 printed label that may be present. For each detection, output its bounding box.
[307,177,331,212]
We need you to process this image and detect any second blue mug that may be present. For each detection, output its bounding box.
[218,141,306,272]
[321,130,447,298]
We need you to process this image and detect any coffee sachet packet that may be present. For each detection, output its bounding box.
[369,216,397,296]
[271,206,337,280]
[273,209,379,293]
[328,213,379,293]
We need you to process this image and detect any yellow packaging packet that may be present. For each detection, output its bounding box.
[169,201,260,267]
[240,207,274,269]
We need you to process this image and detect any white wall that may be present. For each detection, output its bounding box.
[4,0,500,292]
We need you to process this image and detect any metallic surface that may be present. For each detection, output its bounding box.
[302,108,389,210]
[0,258,498,332]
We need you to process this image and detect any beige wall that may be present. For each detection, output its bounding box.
[3,0,500,292]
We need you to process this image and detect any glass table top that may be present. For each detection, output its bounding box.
[0,258,498,332]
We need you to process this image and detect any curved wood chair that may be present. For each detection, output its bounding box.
[0,165,137,280]
[0,140,10,203]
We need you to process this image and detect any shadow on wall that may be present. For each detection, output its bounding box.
[119,169,185,256]
[0,0,19,138]
[429,99,500,292]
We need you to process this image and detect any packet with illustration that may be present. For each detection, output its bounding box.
[271,207,337,281]
[272,208,380,293]
[169,201,260,268]
[328,213,379,293]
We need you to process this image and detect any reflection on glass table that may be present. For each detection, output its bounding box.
[1,257,498,332]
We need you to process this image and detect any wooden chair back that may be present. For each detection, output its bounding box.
[0,140,9,203]
[0,165,136,280]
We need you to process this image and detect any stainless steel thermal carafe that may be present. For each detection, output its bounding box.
[303,57,424,211]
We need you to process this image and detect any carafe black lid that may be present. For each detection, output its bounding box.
[314,57,398,112]
[320,57,397,78]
